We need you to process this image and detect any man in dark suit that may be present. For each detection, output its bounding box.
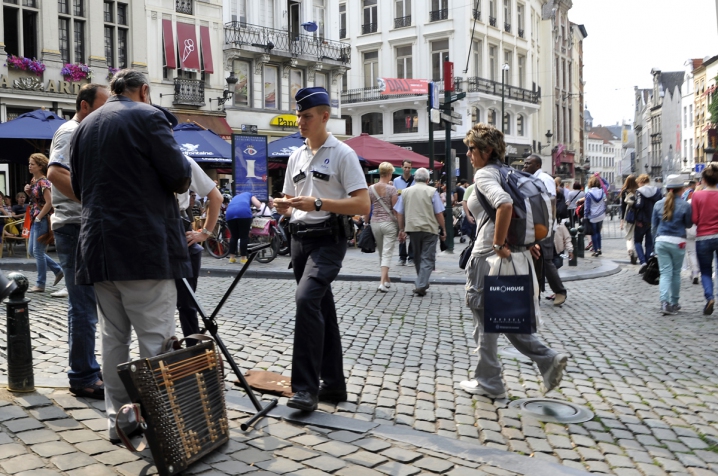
[70,69,192,441]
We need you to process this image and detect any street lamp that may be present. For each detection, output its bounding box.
[644,163,649,175]
[209,71,239,110]
[683,157,688,170]
[501,63,510,139]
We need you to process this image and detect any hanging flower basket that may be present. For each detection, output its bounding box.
[61,63,92,82]
[107,67,120,81]
[5,55,45,76]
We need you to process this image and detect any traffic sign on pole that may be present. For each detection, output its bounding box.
[430,109,441,124]
[429,82,439,110]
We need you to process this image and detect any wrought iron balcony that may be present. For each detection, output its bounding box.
[518,28,524,38]
[472,9,481,20]
[224,22,351,65]
[430,8,448,21]
[504,22,511,32]
[339,28,346,39]
[361,22,378,34]
[341,78,461,104]
[394,16,411,28]
[173,78,204,107]
[176,0,192,15]
[466,76,540,104]
[489,16,497,27]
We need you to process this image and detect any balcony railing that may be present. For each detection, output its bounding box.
[466,76,540,104]
[176,0,192,14]
[489,16,497,27]
[339,28,346,39]
[394,15,411,28]
[361,22,378,34]
[224,22,351,65]
[341,78,462,104]
[472,9,481,20]
[518,28,524,38]
[173,78,204,107]
[429,8,448,21]
[504,22,511,32]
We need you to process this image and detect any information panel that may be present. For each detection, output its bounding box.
[232,134,268,201]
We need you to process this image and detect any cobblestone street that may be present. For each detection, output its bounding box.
[1,237,718,475]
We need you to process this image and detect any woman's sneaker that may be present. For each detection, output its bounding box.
[459,380,506,399]
[661,302,677,315]
[542,354,569,394]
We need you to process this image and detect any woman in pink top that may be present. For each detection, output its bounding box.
[369,162,399,292]
[692,163,718,315]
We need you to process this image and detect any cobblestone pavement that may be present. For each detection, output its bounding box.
[1,238,718,475]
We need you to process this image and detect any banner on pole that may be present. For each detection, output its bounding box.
[232,134,268,201]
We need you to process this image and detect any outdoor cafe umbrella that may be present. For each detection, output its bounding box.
[172,122,232,164]
[268,132,304,159]
[0,110,66,163]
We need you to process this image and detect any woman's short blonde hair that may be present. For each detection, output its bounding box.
[463,123,506,161]
[29,153,49,175]
[379,162,395,177]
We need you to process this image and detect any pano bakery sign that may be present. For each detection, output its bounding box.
[0,74,87,95]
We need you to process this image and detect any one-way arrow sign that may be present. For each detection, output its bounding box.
[440,113,463,125]
[439,92,467,104]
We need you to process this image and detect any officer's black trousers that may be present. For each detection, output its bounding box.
[175,243,204,345]
[290,234,347,395]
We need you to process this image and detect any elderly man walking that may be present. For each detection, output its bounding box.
[394,167,446,296]
[70,69,192,441]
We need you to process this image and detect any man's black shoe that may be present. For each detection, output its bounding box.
[287,391,318,412]
[639,264,647,275]
[319,385,348,403]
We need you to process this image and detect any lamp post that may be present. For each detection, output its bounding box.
[683,157,688,171]
[501,63,510,148]
[209,71,239,109]
[545,129,553,173]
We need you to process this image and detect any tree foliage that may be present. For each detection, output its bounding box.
[710,75,718,126]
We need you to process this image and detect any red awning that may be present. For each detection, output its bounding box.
[199,25,214,74]
[162,19,176,69]
[176,22,200,71]
[344,133,436,168]
[174,113,233,139]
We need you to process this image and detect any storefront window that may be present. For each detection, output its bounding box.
[264,65,278,109]
[393,109,418,134]
[361,112,383,135]
[289,69,304,111]
[233,59,250,107]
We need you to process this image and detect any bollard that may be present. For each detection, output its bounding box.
[575,225,585,259]
[568,228,578,267]
[4,272,34,392]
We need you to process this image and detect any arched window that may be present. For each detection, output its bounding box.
[342,115,353,136]
[488,109,497,126]
[503,112,511,135]
[517,115,524,136]
[471,106,481,125]
[361,112,383,135]
[393,109,418,133]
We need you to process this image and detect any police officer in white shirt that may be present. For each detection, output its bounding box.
[275,87,370,412]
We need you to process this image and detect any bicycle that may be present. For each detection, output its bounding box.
[204,214,232,259]
[249,211,281,263]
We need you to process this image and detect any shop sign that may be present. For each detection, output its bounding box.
[0,74,85,95]
[269,114,298,128]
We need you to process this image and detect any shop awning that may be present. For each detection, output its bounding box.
[344,133,436,168]
[199,25,214,74]
[176,22,200,70]
[174,113,233,139]
[162,19,176,69]
[172,123,231,163]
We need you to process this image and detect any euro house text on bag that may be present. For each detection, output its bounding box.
[476,164,553,247]
[483,259,537,334]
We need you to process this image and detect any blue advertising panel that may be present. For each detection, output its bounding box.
[232,134,268,201]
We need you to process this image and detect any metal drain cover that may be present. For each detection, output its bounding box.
[498,346,532,362]
[508,398,594,424]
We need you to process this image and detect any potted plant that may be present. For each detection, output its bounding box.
[5,55,46,76]
[61,63,92,82]
[107,67,120,81]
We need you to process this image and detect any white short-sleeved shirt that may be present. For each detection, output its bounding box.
[282,133,367,225]
[534,169,557,197]
[48,119,81,229]
[177,156,216,211]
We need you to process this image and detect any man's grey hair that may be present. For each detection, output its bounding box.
[415,168,430,182]
[110,69,150,96]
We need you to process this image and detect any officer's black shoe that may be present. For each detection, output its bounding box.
[287,391,318,412]
[319,384,348,403]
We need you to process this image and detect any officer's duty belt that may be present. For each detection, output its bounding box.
[288,221,334,237]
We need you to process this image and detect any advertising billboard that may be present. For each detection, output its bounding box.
[232,134,268,201]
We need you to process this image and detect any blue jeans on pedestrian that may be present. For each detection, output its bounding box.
[696,237,718,301]
[54,224,101,388]
[28,216,62,288]
[655,240,685,306]
[591,220,603,252]
[634,223,654,265]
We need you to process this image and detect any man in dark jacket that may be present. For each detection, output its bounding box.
[70,69,192,441]
[633,174,662,273]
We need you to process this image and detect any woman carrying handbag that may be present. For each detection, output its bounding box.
[370,162,399,292]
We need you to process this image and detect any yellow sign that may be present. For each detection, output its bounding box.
[270,114,298,128]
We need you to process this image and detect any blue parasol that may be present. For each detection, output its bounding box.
[0,110,66,163]
[173,123,232,163]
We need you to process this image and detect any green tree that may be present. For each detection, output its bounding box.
[710,75,718,125]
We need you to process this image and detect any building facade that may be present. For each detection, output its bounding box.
[0,0,144,195]
[681,59,701,172]
[694,55,718,165]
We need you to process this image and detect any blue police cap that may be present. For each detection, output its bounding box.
[152,104,179,129]
[295,87,330,111]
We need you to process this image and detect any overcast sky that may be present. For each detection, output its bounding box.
[570,0,718,127]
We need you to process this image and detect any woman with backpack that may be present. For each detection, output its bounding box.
[584,176,607,257]
[652,175,692,315]
[620,175,639,264]
[459,123,568,400]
